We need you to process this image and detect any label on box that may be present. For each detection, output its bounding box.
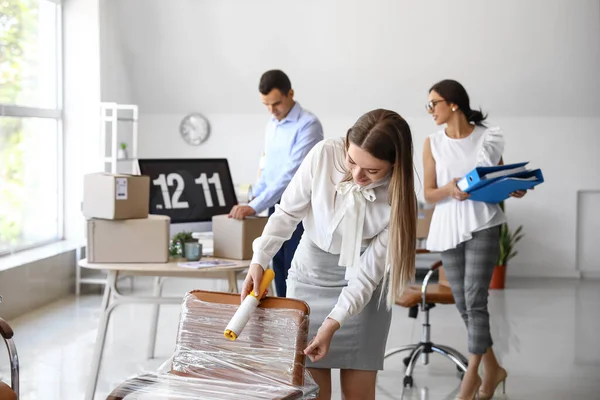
[115,178,128,200]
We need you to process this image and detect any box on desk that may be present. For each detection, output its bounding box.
[87,215,170,263]
[212,214,268,260]
[83,173,150,220]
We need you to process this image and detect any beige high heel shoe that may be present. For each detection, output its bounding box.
[457,376,482,400]
[479,367,507,400]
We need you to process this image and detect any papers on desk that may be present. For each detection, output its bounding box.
[178,259,237,269]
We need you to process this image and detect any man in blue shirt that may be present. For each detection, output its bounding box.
[229,70,323,297]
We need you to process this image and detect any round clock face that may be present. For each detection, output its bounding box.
[180,113,210,146]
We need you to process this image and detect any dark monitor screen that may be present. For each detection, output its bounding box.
[137,158,238,223]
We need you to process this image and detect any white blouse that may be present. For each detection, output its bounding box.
[426,125,507,252]
[251,137,391,327]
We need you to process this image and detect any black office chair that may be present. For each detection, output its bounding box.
[0,296,19,400]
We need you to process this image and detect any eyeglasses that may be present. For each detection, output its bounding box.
[425,99,446,112]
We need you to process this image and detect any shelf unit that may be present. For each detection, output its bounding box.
[100,102,139,174]
[75,102,140,295]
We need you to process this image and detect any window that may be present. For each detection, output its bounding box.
[1,0,62,256]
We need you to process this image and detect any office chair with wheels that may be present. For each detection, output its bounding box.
[385,254,468,388]
[0,296,19,400]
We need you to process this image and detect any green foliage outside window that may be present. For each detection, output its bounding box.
[0,0,36,250]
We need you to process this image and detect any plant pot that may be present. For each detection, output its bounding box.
[489,264,506,290]
[184,240,202,261]
[117,148,128,160]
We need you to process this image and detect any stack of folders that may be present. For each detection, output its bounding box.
[457,162,544,204]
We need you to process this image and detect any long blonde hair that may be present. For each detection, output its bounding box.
[342,109,417,305]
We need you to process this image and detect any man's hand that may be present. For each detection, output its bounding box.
[229,205,256,220]
[304,318,340,362]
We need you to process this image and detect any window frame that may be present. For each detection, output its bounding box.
[0,0,64,257]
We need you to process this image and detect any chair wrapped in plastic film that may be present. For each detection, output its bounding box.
[106,290,319,399]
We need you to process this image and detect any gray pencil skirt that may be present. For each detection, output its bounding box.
[286,235,392,371]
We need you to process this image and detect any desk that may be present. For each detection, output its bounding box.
[80,257,250,400]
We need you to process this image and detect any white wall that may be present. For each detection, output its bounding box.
[0,250,76,319]
[107,0,600,117]
[100,0,600,278]
[63,0,102,241]
[577,191,600,278]
[99,0,132,104]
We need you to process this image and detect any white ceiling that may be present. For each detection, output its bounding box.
[101,0,600,117]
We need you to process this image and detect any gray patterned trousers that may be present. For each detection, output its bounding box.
[441,225,501,355]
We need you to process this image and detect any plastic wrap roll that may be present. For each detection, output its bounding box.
[224,295,259,340]
[225,268,275,340]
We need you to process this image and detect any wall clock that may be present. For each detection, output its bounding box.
[179,112,210,146]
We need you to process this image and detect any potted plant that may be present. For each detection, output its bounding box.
[117,142,128,160]
[169,231,194,258]
[490,201,524,289]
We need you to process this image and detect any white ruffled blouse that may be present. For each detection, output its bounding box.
[251,137,391,327]
[426,125,507,252]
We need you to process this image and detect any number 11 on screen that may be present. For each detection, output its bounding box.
[152,172,226,210]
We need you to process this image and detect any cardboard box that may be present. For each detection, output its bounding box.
[83,173,150,220]
[212,214,268,260]
[87,215,170,263]
[416,208,434,239]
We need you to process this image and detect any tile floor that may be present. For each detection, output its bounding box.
[1,276,599,399]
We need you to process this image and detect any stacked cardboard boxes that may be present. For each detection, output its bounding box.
[83,173,170,263]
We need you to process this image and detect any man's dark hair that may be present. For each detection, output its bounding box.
[259,70,292,95]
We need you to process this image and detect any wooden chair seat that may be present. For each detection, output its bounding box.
[0,381,16,400]
[396,283,455,308]
[107,290,316,400]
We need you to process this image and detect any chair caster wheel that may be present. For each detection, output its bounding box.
[403,357,411,367]
[403,376,413,387]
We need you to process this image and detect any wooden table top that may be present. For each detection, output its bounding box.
[78,256,250,276]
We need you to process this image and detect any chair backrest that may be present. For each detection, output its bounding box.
[170,290,311,387]
[108,291,318,400]
[438,266,450,288]
[0,316,18,400]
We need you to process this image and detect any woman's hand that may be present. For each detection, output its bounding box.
[304,318,340,362]
[241,263,266,301]
[446,178,470,201]
[510,189,528,198]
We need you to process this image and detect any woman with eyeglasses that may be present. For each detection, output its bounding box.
[422,79,526,400]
